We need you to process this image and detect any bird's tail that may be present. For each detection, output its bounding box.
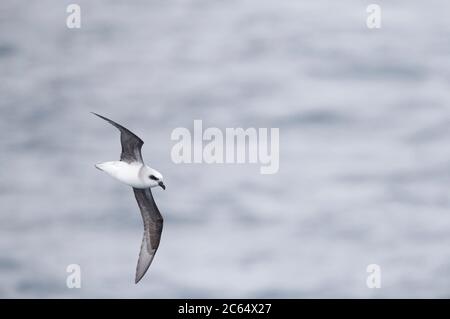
[95,162,106,171]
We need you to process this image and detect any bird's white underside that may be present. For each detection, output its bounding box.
[96,161,153,189]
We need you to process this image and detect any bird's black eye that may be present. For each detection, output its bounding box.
[149,175,158,181]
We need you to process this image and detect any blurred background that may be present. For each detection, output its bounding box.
[1,0,450,298]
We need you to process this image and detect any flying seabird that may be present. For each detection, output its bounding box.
[92,112,166,283]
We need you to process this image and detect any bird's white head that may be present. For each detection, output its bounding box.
[141,166,165,190]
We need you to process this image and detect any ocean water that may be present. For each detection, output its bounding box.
[1,0,450,298]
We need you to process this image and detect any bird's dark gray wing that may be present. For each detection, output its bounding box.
[133,187,164,283]
[92,112,144,163]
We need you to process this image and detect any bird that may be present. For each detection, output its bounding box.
[92,112,166,283]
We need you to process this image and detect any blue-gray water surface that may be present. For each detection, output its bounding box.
[1,0,450,298]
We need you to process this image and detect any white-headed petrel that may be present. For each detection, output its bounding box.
[92,112,166,283]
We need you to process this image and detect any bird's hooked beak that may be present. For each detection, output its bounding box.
[158,181,166,190]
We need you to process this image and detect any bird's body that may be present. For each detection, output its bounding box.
[92,112,166,283]
[95,161,162,189]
